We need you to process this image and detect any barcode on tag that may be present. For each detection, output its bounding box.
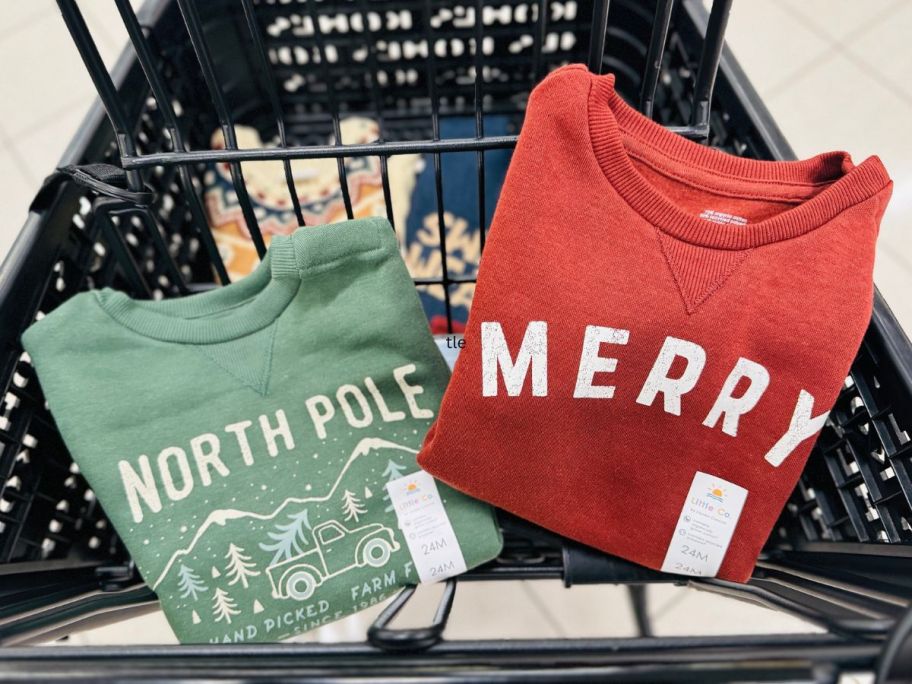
[661,471,748,577]
[385,470,467,583]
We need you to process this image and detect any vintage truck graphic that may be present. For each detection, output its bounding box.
[267,520,400,600]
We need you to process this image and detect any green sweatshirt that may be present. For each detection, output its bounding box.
[22,218,502,644]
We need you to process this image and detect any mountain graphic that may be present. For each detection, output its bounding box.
[150,437,417,591]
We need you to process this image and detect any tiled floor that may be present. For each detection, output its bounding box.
[724,0,912,332]
[0,0,907,654]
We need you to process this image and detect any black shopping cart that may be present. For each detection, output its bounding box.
[2,0,912,681]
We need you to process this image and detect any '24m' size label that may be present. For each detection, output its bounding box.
[661,471,748,577]
[386,471,467,583]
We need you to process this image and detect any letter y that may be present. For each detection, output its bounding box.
[763,390,829,467]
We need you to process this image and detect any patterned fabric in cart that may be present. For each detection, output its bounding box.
[203,119,420,282]
[202,116,514,333]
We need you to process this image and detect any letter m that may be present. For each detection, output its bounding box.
[481,321,547,397]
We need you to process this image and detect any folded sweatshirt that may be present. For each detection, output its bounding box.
[417,65,892,582]
[23,218,502,643]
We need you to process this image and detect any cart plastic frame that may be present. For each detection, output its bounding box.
[2,0,912,680]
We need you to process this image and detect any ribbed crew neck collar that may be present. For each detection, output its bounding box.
[95,233,301,344]
[587,71,891,249]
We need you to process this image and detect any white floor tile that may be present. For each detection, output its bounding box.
[762,50,910,161]
[80,4,134,68]
[12,98,94,184]
[57,609,177,646]
[761,52,912,325]
[875,246,912,334]
[646,582,690,617]
[649,585,822,636]
[774,0,904,43]
[0,147,37,260]
[0,12,107,138]
[0,0,56,39]
[515,581,638,638]
[724,1,830,98]
[847,2,912,105]
[444,581,564,639]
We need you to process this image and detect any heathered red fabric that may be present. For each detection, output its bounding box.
[417,65,893,582]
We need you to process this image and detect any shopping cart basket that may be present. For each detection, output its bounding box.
[2,0,912,680]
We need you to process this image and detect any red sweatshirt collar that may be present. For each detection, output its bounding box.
[587,72,891,249]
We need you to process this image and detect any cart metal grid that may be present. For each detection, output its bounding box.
[1,0,912,680]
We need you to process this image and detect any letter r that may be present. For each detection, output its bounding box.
[635,337,706,414]
[703,358,770,437]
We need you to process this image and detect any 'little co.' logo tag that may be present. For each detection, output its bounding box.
[386,471,467,583]
[661,472,747,577]
[395,480,434,513]
[706,485,725,503]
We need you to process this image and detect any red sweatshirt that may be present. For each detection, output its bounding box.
[417,65,892,582]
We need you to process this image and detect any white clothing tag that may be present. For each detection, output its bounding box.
[386,470,468,583]
[661,471,748,577]
[700,209,748,226]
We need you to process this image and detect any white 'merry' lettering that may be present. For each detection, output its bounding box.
[574,326,629,399]
[480,321,829,469]
[119,364,431,523]
[763,390,829,467]
[482,321,547,396]
[635,336,705,415]
[702,357,770,437]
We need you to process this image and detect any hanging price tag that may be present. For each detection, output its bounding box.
[661,471,747,577]
[385,471,467,583]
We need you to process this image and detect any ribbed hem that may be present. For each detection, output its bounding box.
[94,218,394,344]
[587,72,891,249]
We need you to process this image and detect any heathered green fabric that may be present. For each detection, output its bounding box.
[22,218,502,643]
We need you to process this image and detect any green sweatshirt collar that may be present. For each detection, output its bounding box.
[94,234,300,344]
[91,218,390,344]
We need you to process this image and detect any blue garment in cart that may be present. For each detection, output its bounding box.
[402,115,514,333]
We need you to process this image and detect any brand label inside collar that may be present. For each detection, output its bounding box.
[700,209,748,226]
[661,471,747,577]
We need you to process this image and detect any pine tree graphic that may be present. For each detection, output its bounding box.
[382,460,409,512]
[224,543,261,589]
[176,564,208,601]
[341,489,367,523]
[258,509,312,565]
[212,587,240,624]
